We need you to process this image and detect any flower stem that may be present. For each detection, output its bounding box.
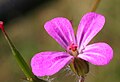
[1,29,46,82]
[79,76,85,82]
[90,0,101,12]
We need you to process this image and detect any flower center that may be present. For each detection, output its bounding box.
[68,43,77,51]
[68,43,78,57]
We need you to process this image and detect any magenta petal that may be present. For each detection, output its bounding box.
[44,17,75,50]
[31,51,73,76]
[78,43,113,65]
[76,12,105,50]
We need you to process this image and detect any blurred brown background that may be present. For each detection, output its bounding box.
[0,0,119,82]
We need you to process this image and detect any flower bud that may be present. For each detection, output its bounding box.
[0,21,4,30]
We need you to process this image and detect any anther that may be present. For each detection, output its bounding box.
[68,43,78,52]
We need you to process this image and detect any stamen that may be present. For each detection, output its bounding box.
[68,43,78,52]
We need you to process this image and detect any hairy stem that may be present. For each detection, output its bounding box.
[79,76,85,82]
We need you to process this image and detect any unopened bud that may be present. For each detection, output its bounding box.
[0,21,4,30]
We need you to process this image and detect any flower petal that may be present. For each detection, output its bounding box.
[76,12,105,51]
[31,51,73,76]
[78,43,113,65]
[44,17,75,50]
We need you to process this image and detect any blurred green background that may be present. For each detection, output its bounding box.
[0,0,119,82]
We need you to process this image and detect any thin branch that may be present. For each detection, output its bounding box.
[90,0,101,12]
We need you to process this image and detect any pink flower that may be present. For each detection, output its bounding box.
[31,12,113,77]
